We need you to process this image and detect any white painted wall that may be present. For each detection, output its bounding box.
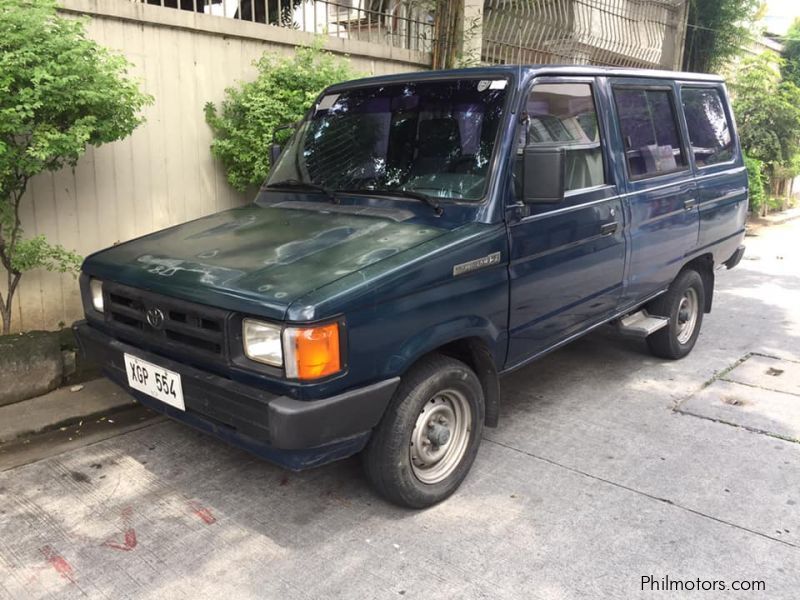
[6,0,429,333]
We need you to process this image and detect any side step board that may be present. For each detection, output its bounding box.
[616,310,669,338]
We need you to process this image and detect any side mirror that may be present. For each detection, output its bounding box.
[523,145,566,204]
[270,143,282,166]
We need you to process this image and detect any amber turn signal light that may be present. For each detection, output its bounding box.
[283,322,341,380]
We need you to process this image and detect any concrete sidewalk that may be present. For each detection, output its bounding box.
[749,205,800,229]
[0,378,134,444]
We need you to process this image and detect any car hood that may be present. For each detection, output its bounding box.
[83,203,447,320]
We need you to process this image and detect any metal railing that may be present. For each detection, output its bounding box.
[135,0,434,52]
[482,0,688,69]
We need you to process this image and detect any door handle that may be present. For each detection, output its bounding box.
[683,198,697,211]
[600,221,618,236]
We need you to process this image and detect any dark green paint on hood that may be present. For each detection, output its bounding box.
[83,204,446,320]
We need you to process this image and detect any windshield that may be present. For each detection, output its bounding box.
[267,78,509,201]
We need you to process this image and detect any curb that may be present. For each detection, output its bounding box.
[0,402,141,445]
[749,208,800,228]
[0,378,136,445]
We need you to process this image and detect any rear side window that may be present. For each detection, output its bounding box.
[614,88,687,178]
[681,87,734,167]
[516,82,605,193]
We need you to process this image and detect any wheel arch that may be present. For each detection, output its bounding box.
[384,314,504,427]
[436,337,501,428]
[682,253,714,313]
[395,335,501,429]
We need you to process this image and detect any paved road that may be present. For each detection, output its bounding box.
[1,220,799,599]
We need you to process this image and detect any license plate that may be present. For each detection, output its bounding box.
[124,353,185,411]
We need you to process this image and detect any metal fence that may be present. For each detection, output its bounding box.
[135,0,433,51]
[132,0,688,70]
[482,0,688,69]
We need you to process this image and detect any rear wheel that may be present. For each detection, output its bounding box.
[646,269,705,359]
[363,354,484,508]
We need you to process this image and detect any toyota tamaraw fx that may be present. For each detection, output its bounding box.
[75,66,747,508]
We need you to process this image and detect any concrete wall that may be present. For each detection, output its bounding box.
[7,0,430,333]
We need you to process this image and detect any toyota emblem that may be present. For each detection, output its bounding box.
[146,307,165,329]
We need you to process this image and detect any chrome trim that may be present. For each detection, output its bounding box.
[694,158,738,171]
[617,180,694,198]
[564,183,615,198]
[516,196,617,223]
[511,170,744,221]
[613,166,744,199]
[452,252,502,277]
[694,166,746,181]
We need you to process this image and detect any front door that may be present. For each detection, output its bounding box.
[506,79,626,368]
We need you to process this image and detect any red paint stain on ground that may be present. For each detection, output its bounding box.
[40,545,75,583]
[189,501,217,525]
[102,528,137,551]
[102,506,138,551]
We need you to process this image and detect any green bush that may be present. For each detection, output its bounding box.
[732,52,800,168]
[744,154,766,214]
[204,43,357,192]
[0,0,152,334]
[767,196,785,212]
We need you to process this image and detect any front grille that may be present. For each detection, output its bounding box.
[103,283,229,358]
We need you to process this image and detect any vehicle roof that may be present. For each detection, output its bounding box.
[326,64,725,91]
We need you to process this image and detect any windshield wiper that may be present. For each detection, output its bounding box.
[337,188,443,216]
[264,179,338,203]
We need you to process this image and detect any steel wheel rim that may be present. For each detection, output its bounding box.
[410,389,472,484]
[676,288,699,344]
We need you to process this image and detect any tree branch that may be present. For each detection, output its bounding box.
[7,270,21,303]
[0,173,28,335]
[9,175,29,251]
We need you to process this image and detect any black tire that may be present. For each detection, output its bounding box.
[646,269,705,360]
[363,354,485,509]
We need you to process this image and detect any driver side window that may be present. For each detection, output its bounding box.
[514,83,606,199]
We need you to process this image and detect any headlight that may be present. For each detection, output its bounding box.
[242,319,283,366]
[89,278,104,313]
[283,322,341,380]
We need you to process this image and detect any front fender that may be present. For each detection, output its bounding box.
[385,315,506,377]
[287,222,510,400]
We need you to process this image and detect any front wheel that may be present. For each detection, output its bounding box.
[363,354,485,508]
[646,269,706,359]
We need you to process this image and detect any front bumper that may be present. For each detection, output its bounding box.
[73,321,399,470]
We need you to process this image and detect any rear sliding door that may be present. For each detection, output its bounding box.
[611,79,699,305]
[678,84,748,253]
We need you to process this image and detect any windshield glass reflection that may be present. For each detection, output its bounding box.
[267,78,509,201]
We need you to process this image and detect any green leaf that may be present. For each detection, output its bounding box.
[0,0,153,205]
[9,235,82,274]
[0,0,150,332]
[204,40,359,191]
[731,52,800,173]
